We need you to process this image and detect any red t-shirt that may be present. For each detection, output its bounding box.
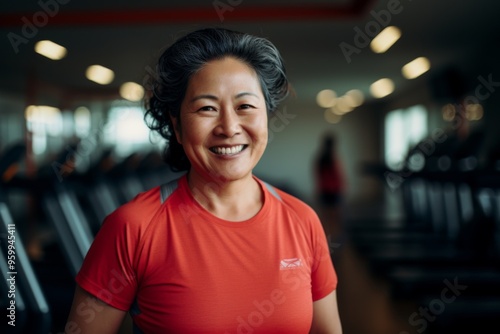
[76,174,337,333]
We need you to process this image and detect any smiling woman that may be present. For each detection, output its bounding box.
[65,27,343,334]
[146,27,289,172]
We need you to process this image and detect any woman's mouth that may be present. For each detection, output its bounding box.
[210,145,246,155]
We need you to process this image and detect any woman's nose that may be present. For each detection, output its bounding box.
[214,108,241,137]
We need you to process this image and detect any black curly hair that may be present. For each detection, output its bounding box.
[144,27,289,171]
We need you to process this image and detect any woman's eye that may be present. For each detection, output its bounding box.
[198,106,216,112]
[239,104,254,110]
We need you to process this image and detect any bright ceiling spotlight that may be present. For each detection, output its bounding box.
[335,96,355,114]
[370,78,395,98]
[402,57,431,79]
[370,26,401,53]
[345,89,365,107]
[34,40,67,60]
[120,82,145,102]
[86,65,114,85]
[316,89,337,108]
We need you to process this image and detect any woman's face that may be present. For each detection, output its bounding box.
[173,57,268,183]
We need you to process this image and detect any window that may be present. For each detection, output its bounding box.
[103,105,162,157]
[384,105,428,170]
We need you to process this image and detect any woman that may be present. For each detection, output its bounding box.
[66,27,342,333]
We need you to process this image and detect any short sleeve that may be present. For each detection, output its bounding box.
[310,214,338,301]
[75,209,139,311]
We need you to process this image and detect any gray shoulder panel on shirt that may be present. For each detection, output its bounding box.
[160,178,180,204]
[263,182,282,202]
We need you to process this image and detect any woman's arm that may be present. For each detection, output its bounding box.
[65,285,127,334]
[310,290,343,334]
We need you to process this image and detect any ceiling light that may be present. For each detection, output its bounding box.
[402,57,431,79]
[344,89,365,107]
[370,78,395,98]
[330,106,344,116]
[86,65,114,85]
[442,103,456,121]
[324,109,341,124]
[120,82,145,101]
[316,89,337,108]
[370,26,401,53]
[34,40,67,60]
[465,103,483,121]
[335,97,355,114]
[25,105,61,121]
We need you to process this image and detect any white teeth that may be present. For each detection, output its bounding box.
[212,145,244,155]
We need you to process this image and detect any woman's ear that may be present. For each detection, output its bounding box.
[170,115,182,144]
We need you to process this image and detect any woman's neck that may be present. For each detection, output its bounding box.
[186,171,263,222]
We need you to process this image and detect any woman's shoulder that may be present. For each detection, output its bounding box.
[259,178,317,218]
[102,185,165,230]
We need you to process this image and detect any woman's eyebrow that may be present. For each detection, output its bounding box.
[190,92,259,102]
[190,94,218,103]
[235,92,259,99]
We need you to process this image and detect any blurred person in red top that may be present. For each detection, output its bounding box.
[314,132,346,236]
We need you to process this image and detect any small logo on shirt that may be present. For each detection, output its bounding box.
[279,258,303,270]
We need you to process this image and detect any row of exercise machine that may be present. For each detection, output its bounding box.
[354,129,500,332]
[0,141,182,333]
